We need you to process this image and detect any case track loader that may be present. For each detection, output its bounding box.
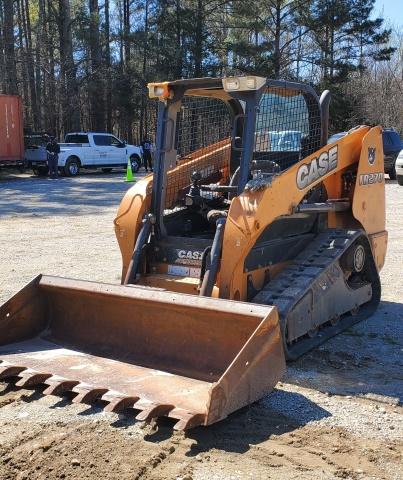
[0,76,387,430]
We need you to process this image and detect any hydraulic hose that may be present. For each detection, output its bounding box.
[199,218,226,297]
[123,215,153,285]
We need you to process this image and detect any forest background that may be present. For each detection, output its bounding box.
[0,0,402,142]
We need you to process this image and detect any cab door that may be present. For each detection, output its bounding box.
[92,134,125,165]
[109,135,127,165]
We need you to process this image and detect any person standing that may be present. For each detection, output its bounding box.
[141,139,153,172]
[46,136,61,178]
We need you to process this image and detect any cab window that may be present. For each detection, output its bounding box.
[93,135,123,147]
[65,134,89,144]
[253,89,321,171]
[93,134,111,146]
[110,136,122,147]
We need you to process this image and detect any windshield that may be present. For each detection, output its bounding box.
[253,89,321,171]
[383,131,403,149]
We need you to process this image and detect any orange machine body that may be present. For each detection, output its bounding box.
[115,126,387,300]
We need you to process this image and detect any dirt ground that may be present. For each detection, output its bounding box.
[0,170,402,480]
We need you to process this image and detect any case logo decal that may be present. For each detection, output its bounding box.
[296,145,338,190]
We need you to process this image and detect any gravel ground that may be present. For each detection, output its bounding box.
[0,170,402,480]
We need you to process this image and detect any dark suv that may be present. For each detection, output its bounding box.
[383,128,403,180]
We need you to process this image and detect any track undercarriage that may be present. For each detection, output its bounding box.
[253,229,381,360]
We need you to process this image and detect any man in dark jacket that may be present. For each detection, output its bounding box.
[141,139,153,172]
[46,136,61,178]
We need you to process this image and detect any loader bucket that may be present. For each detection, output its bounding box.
[0,275,285,429]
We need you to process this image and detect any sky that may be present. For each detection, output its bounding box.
[374,0,403,28]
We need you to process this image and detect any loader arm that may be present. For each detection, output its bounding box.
[219,125,386,300]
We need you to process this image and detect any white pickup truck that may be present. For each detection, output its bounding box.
[25,132,143,176]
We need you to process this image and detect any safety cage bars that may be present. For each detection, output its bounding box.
[153,81,323,212]
[252,87,322,173]
[164,96,233,211]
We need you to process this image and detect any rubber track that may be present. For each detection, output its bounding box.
[252,229,381,360]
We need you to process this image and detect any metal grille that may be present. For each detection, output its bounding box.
[164,96,232,210]
[253,88,322,172]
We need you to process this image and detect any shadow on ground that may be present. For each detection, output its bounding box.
[0,171,140,217]
[285,300,403,403]
[146,389,330,453]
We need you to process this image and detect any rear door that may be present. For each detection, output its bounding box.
[92,134,123,165]
[64,133,92,164]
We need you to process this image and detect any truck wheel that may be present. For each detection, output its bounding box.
[102,168,113,173]
[388,164,396,180]
[64,157,80,177]
[130,155,140,173]
[33,166,49,176]
[397,175,403,186]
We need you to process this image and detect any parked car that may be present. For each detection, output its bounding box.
[328,128,403,179]
[26,132,143,176]
[395,149,403,186]
[382,128,402,180]
[327,131,347,144]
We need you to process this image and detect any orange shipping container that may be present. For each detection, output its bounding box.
[0,94,24,165]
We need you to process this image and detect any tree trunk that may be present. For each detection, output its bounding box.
[4,0,18,94]
[139,0,149,140]
[46,0,57,134]
[0,4,7,92]
[36,0,46,130]
[194,0,204,77]
[174,0,183,78]
[89,0,104,131]
[296,27,302,81]
[105,0,112,131]
[16,0,30,125]
[123,0,130,67]
[22,0,40,128]
[58,0,81,134]
[273,1,281,79]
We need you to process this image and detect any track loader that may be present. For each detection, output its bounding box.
[0,76,387,430]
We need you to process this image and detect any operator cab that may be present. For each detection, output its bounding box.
[126,77,329,290]
[149,76,327,241]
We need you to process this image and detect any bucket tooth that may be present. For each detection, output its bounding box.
[174,414,205,431]
[135,403,175,422]
[15,371,52,387]
[169,409,206,430]
[101,394,140,413]
[0,364,27,380]
[71,384,109,404]
[43,378,80,396]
